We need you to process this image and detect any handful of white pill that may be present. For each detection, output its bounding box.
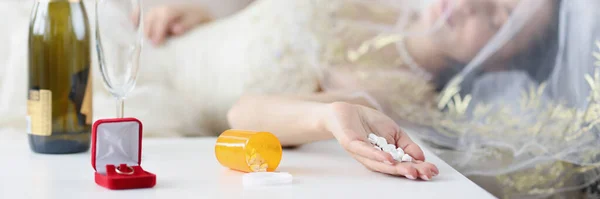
[368,133,413,163]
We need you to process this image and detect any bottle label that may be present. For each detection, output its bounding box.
[27,90,52,136]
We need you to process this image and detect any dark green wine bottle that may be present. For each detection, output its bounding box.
[27,0,93,154]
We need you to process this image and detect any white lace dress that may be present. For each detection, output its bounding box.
[95,0,326,137]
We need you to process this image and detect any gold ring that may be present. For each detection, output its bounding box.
[115,165,135,175]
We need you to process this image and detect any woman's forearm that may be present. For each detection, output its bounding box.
[227,95,331,147]
[227,92,377,146]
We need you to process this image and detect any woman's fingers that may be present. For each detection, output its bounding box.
[353,154,419,179]
[170,23,187,36]
[421,160,440,176]
[403,143,425,161]
[143,10,156,44]
[170,15,202,36]
[353,153,439,180]
[395,132,425,161]
[151,8,179,45]
[411,161,438,180]
[346,139,395,164]
[143,6,182,45]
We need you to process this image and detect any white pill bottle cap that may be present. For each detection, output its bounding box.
[242,172,293,187]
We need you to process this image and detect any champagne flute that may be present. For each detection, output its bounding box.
[95,0,142,118]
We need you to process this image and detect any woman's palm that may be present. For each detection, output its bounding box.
[326,102,438,180]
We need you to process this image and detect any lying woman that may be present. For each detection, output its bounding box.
[108,0,599,197]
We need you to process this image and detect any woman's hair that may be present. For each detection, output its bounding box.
[434,0,563,91]
[510,0,562,83]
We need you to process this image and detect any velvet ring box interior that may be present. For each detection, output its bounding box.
[91,118,156,190]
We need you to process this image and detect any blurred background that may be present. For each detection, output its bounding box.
[0,0,254,138]
[0,0,438,138]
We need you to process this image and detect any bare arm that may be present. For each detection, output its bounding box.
[228,92,440,180]
[227,92,377,147]
[142,0,255,46]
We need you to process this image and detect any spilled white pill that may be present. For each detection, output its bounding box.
[368,137,377,145]
[396,147,404,153]
[391,151,402,161]
[386,144,396,151]
[368,133,378,141]
[388,147,398,155]
[401,154,413,162]
[376,137,388,147]
[396,148,405,158]
[381,144,395,152]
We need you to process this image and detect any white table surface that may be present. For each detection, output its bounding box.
[0,133,496,199]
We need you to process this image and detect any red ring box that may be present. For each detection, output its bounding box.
[91,118,156,190]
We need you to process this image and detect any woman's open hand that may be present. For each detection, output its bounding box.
[140,4,212,46]
[324,102,439,180]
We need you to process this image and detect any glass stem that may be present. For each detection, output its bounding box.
[117,98,125,118]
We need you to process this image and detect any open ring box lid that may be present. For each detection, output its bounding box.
[91,118,156,190]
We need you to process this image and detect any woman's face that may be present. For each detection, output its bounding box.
[422,0,555,63]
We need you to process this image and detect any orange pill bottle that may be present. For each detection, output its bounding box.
[214,130,283,173]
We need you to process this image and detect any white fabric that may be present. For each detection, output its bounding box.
[95,121,140,174]
[0,0,258,137]
[114,0,321,136]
